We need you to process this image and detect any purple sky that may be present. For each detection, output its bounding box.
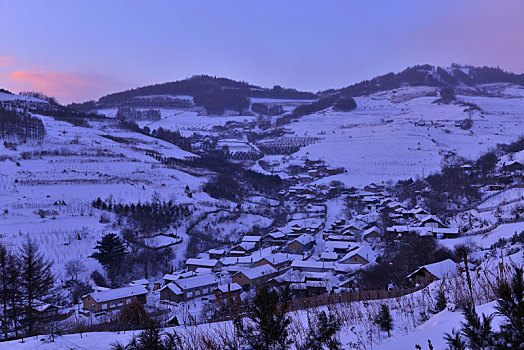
[1,0,523,103]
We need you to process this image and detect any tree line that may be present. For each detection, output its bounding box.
[0,106,45,140]
[0,240,54,339]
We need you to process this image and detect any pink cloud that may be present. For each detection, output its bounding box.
[7,70,124,103]
[0,56,15,68]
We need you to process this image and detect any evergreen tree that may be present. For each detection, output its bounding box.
[18,240,54,335]
[89,233,127,284]
[494,267,524,349]
[375,304,393,337]
[431,290,448,314]
[444,329,467,350]
[234,286,291,350]
[460,303,495,350]
[0,244,17,339]
[299,311,342,350]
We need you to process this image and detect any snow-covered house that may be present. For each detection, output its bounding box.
[338,245,375,265]
[362,226,381,242]
[82,285,148,312]
[287,234,315,254]
[417,215,447,228]
[162,274,220,302]
[232,265,280,289]
[185,258,222,271]
[255,252,298,270]
[290,260,335,273]
[406,259,458,285]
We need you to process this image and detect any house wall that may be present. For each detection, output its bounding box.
[342,255,369,265]
[82,294,146,312]
[287,241,304,254]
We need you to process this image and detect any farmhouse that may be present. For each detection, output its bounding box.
[185,258,222,271]
[407,259,458,285]
[287,234,315,254]
[161,274,220,302]
[290,260,335,273]
[232,265,279,289]
[255,252,298,270]
[362,226,381,242]
[159,283,184,303]
[418,215,447,228]
[82,285,148,312]
[339,245,374,265]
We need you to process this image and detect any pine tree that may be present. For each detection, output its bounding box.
[494,267,524,349]
[89,233,127,284]
[460,302,495,350]
[0,244,17,340]
[19,240,54,335]
[375,304,393,337]
[299,311,342,350]
[234,286,291,350]
[431,290,448,314]
[444,329,467,350]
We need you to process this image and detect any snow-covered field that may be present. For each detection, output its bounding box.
[280,85,524,186]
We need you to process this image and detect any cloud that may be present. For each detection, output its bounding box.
[7,70,125,103]
[0,56,15,68]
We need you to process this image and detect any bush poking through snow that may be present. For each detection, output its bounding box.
[374,304,393,337]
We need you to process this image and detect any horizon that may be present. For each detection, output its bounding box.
[1,0,524,103]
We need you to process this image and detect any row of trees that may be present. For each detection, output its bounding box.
[92,198,192,235]
[193,92,250,115]
[0,106,45,140]
[0,241,54,338]
[116,107,161,121]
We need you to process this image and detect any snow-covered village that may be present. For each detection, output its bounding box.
[1,2,524,349]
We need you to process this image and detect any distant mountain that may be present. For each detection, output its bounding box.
[323,64,524,97]
[69,75,317,112]
[67,65,524,113]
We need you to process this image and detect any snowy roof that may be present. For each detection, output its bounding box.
[87,285,148,303]
[291,260,335,271]
[363,226,380,235]
[234,242,257,251]
[292,234,315,246]
[242,235,262,243]
[185,258,220,268]
[174,274,220,291]
[129,279,149,286]
[325,241,354,251]
[320,251,339,260]
[407,259,458,280]
[237,265,277,280]
[159,283,183,295]
[260,252,300,266]
[339,245,375,264]
[208,249,225,255]
[217,283,242,293]
[265,231,286,239]
[417,215,445,226]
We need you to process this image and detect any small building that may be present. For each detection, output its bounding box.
[290,260,335,273]
[338,245,375,265]
[231,242,257,254]
[215,283,243,298]
[208,249,226,260]
[263,231,287,246]
[185,258,222,271]
[362,226,381,243]
[232,265,279,289]
[159,283,184,303]
[255,253,298,270]
[82,285,148,312]
[164,274,220,302]
[320,251,339,261]
[129,279,150,291]
[502,161,524,172]
[417,215,447,228]
[407,259,458,285]
[242,235,262,248]
[287,234,315,254]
